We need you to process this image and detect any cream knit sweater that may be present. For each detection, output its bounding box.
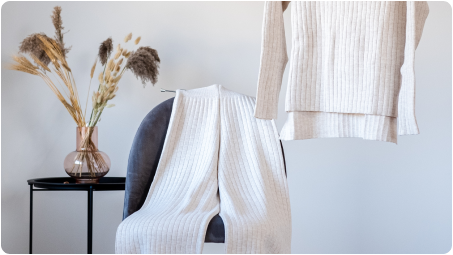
[255,1,429,143]
[116,85,291,254]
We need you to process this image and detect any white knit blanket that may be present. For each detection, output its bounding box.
[115,85,291,254]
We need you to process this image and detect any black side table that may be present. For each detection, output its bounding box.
[27,177,125,254]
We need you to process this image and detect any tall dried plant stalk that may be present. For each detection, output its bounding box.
[51,6,71,58]
[84,57,97,120]
[8,35,85,127]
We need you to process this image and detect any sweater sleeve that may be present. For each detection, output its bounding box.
[398,1,429,135]
[254,1,288,120]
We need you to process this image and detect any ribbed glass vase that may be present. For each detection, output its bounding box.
[64,127,111,184]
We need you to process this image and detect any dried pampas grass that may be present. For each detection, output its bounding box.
[8,45,85,127]
[98,38,113,66]
[19,33,52,67]
[51,6,71,58]
[8,6,129,178]
[126,46,160,86]
[11,12,161,131]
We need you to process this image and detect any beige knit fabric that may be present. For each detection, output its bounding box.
[255,1,430,143]
[115,85,291,254]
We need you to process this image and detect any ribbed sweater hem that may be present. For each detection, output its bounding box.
[280,111,398,144]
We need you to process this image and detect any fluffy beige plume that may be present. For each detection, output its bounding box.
[107,59,114,70]
[113,74,122,83]
[109,84,116,92]
[114,50,121,59]
[90,58,97,79]
[98,72,103,84]
[92,92,97,106]
[96,92,102,104]
[104,67,111,82]
[134,36,141,45]
[110,61,116,71]
[124,33,132,43]
[113,58,123,70]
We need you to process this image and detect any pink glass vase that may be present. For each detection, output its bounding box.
[64,127,111,184]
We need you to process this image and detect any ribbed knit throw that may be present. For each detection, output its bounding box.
[255,1,430,143]
[115,85,291,254]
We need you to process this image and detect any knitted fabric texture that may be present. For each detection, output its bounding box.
[115,85,291,254]
[255,1,430,143]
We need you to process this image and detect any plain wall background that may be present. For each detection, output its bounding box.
[1,1,451,254]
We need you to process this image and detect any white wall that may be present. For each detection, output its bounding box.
[1,1,451,254]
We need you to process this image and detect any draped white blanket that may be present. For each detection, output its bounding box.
[115,85,291,254]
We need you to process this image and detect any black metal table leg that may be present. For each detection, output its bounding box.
[29,184,33,254]
[88,186,93,254]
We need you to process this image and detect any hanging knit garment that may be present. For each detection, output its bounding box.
[255,1,430,143]
[115,85,291,254]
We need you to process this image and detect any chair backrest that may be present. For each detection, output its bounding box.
[123,97,174,220]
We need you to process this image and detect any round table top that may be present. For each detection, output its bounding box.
[27,177,126,190]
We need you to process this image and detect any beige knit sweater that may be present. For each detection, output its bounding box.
[116,85,291,254]
[255,1,429,143]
